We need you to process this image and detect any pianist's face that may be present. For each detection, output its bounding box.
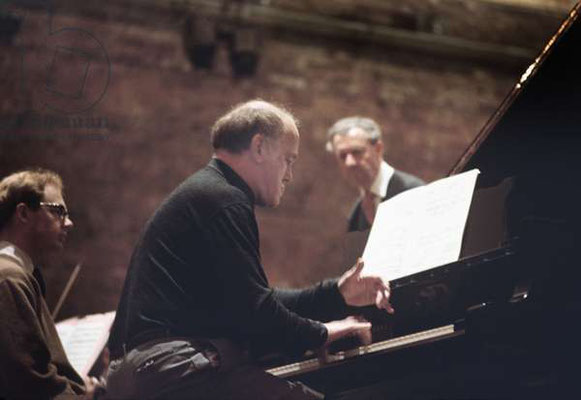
[253,120,299,208]
[331,128,384,191]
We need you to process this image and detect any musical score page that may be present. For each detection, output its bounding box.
[361,169,479,281]
[56,311,115,377]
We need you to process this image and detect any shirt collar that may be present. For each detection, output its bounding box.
[208,157,256,205]
[366,161,394,199]
[0,241,34,274]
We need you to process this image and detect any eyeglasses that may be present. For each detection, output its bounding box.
[39,202,70,221]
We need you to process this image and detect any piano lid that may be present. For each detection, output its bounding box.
[448,2,581,235]
[450,2,581,186]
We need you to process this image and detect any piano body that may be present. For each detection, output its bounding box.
[267,3,581,398]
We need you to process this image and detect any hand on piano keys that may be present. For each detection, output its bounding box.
[323,316,372,348]
[338,258,395,314]
[82,375,106,400]
[267,324,458,378]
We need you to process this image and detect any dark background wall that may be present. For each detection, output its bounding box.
[0,0,568,320]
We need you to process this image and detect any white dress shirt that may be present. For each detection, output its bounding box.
[360,160,395,206]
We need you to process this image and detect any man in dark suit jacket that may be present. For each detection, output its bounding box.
[327,117,425,232]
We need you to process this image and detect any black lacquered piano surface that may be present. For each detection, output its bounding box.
[266,3,581,398]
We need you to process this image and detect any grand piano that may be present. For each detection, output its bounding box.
[266,3,581,398]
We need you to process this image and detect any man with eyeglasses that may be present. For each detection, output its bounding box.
[0,169,96,399]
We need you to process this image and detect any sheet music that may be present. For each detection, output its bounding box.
[362,169,479,281]
[56,311,115,377]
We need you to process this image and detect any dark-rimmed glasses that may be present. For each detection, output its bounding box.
[39,202,70,221]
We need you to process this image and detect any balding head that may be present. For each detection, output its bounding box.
[211,100,298,153]
[212,100,300,208]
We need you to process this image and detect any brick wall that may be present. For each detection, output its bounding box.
[0,6,521,319]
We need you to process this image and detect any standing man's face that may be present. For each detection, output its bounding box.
[331,127,383,191]
[256,122,299,207]
[31,184,73,260]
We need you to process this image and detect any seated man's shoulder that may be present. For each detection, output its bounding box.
[158,168,251,226]
[181,166,251,205]
[0,256,30,285]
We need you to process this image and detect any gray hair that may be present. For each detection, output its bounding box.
[326,116,382,152]
[211,99,297,153]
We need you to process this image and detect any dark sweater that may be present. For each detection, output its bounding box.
[109,158,348,359]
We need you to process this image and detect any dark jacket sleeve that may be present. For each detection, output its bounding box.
[206,203,328,356]
[273,279,350,322]
[0,273,84,399]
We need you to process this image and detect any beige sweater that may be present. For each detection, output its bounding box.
[0,242,85,399]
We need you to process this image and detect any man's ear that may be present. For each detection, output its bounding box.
[249,133,266,163]
[14,203,33,225]
[374,139,384,157]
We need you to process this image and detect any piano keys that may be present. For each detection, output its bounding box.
[267,324,458,379]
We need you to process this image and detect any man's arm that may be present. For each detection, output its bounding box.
[207,203,329,356]
[273,279,350,322]
[0,275,85,399]
[206,204,393,357]
[273,258,394,321]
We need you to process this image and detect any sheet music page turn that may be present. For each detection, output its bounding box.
[361,169,480,281]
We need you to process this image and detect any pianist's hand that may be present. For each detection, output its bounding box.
[82,376,98,399]
[82,375,106,399]
[324,316,373,346]
[338,258,394,314]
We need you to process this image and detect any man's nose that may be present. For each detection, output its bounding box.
[64,216,74,229]
[344,153,357,167]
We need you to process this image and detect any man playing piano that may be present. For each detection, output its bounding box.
[106,100,394,399]
[327,117,424,232]
[0,169,97,399]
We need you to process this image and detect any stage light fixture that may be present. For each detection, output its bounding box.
[229,27,260,78]
[183,15,217,70]
[0,13,22,45]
